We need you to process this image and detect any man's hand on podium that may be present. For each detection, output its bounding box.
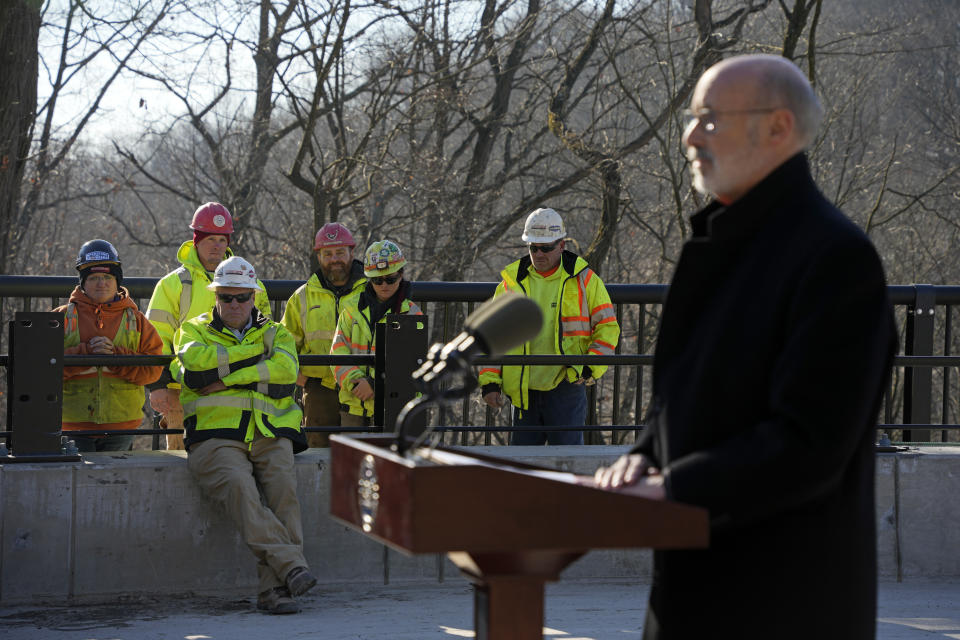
[592,453,667,500]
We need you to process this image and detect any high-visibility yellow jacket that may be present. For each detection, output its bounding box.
[331,289,422,417]
[58,287,163,429]
[280,262,366,387]
[146,241,271,389]
[170,309,305,452]
[477,252,620,411]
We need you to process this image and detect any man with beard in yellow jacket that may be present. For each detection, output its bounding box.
[281,222,366,446]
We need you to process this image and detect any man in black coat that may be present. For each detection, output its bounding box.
[595,55,897,639]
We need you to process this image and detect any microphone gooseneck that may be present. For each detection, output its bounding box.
[394,293,543,455]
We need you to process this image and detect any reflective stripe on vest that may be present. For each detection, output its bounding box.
[177,267,192,324]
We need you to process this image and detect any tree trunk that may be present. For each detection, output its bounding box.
[0,0,40,274]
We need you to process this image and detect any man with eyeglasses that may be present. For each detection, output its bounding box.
[594,55,896,639]
[56,239,163,452]
[171,256,315,615]
[281,222,366,447]
[478,207,619,445]
[146,202,271,449]
[331,239,422,427]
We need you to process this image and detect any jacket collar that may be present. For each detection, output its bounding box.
[690,152,813,243]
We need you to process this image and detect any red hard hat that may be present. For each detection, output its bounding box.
[314,222,356,250]
[190,202,234,234]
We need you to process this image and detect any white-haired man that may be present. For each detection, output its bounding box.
[595,54,896,639]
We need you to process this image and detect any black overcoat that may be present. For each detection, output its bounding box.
[633,153,897,639]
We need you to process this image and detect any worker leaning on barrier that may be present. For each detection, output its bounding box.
[281,222,366,447]
[56,240,164,452]
[146,202,271,449]
[478,208,620,445]
[170,255,315,615]
[331,240,422,427]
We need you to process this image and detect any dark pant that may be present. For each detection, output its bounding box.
[510,381,586,445]
[302,378,342,447]
[71,433,135,452]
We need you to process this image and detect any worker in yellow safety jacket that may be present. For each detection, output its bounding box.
[478,207,620,445]
[170,255,315,615]
[331,239,422,426]
[146,202,270,449]
[57,239,164,452]
[281,222,366,446]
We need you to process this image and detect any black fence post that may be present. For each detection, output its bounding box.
[374,314,428,436]
[5,312,79,461]
[903,284,935,442]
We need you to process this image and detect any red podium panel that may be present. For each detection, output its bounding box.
[330,435,708,639]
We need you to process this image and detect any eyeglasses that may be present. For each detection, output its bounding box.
[370,273,401,286]
[682,107,780,134]
[85,274,115,283]
[216,292,254,304]
[528,241,560,254]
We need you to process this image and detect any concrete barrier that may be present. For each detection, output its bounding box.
[1,445,957,605]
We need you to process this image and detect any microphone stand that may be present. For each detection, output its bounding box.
[394,344,478,457]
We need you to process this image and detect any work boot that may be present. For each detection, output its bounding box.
[285,566,317,596]
[257,586,299,614]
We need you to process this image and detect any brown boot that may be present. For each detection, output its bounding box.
[257,586,299,614]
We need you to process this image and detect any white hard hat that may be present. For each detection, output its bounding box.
[521,207,566,243]
[206,256,263,291]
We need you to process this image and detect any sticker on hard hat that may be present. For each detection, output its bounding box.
[326,231,338,239]
[84,251,111,261]
[213,214,226,227]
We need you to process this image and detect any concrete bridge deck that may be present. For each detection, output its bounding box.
[1,444,959,638]
[1,579,959,639]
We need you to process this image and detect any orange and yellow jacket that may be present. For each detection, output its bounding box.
[56,286,163,430]
[477,252,619,411]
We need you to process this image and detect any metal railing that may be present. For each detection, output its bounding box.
[1,276,958,447]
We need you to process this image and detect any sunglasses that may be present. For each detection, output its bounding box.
[370,273,402,286]
[528,241,560,254]
[216,292,254,304]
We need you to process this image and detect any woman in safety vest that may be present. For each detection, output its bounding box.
[331,239,422,426]
[55,240,163,452]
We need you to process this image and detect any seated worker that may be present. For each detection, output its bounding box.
[331,240,422,427]
[170,256,315,615]
[57,239,163,452]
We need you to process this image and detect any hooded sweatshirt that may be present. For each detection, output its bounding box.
[55,286,164,430]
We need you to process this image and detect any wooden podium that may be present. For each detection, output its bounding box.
[330,435,708,639]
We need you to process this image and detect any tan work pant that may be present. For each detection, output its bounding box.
[187,433,307,593]
[302,378,341,448]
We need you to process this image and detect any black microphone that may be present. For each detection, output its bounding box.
[413,292,543,384]
[396,293,543,455]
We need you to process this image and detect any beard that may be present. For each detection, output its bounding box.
[321,261,349,283]
[688,147,715,197]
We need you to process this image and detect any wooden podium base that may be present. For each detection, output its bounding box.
[449,550,586,640]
